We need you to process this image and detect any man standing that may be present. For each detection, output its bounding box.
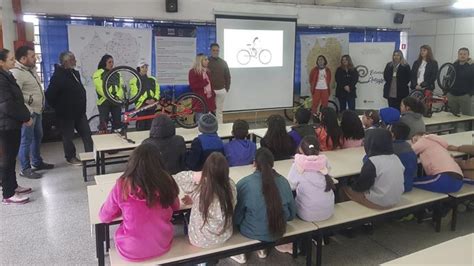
[46,51,93,165]
[11,46,54,179]
[447,47,474,115]
[208,43,231,124]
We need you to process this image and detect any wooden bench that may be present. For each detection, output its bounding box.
[80,151,132,182]
[108,218,317,266]
[448,184,474,231]
[312,188,449,266]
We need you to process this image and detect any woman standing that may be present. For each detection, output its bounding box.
[383,50,411,110]
[188,54,216,116]
[309,55,331,114]
[130,62,160,131]
[335,55,359,111]
[92,54,123,132]
[410,45,438,92]
[0,48,33,204]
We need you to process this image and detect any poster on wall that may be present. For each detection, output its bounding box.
[67,25,152,123]
[155,36,196,85]
[300,33,349,97]
[349,42,395,110]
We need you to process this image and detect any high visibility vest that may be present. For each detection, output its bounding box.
[93,69,124,105]
[130,75,161,109]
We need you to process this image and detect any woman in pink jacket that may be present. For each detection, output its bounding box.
[99,143,180,262]
[411,133,464,193]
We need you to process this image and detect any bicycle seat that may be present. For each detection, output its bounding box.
[300,96,310,100]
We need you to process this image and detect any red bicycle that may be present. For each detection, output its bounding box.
[94,66,208,141]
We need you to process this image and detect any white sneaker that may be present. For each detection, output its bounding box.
[2,193,29,205]
[257,249,268,259]
[275,243,294,254]
[230,254,247,264]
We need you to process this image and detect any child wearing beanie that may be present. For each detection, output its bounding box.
[186,113,225,170]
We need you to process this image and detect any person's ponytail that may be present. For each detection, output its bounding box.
[255,148,286,237]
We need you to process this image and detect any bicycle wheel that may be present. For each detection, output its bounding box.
[437,63,456,93]
[408,89,425,102]
[173,93,208,128]
[103,66,142,106]
[88,114,111,134]
[258,49,272,65]
[326,100,339,114]
[237,50,251,65]
[284,101,304,121]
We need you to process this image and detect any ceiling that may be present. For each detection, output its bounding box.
[241,0,473,15]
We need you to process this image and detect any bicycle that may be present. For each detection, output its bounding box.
[284,95,339,121]
[408,62,458,117]
[97,66,208,139]
[236,37,272,65]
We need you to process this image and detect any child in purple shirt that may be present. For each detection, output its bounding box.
[224,120,256,167]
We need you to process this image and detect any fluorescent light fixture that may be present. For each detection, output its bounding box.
[70,16,89,20]
[453,0,474,9]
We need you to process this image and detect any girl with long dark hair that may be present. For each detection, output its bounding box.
[315,107,342,151]
[232,147,296,264]
[261,114,295,160]
[99,143,180,261]
[340,110,365,148]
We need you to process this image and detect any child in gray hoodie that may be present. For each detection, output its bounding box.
[400,96,426,138]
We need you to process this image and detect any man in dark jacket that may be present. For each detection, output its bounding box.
[46,51,93,165]
[447,48,474,115]
[142,115,186,174]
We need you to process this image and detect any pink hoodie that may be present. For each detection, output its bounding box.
[411,134,463,176]
[99,180,180,262]
[288,154,334,222]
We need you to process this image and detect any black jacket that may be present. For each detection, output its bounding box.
[142,115,186,174]
[383,62,411,99]
[335,67,359,98]
[449,60,474,96]
[0,69,30,131]
[410,60,438,91]
[46,65,87,119]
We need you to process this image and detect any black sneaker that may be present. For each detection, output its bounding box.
[67,157,82,166]
[32,162,55,170]
[20,168,42,179]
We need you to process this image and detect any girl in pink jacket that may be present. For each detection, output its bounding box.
[99,143,180,262]
[411,133,463,193]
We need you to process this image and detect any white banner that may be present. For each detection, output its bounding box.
[300,33,349,97]
[350,42,395,110]
[155,36,196,85]
[67,25,152,120]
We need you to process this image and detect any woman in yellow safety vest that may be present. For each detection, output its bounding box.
[130,62,161,131]
[92,54,123,132]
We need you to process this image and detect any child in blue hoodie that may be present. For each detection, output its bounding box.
[390,122,418,192]
[186,113,224,171]
[224,120,256,167]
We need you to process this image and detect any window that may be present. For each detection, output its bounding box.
[23,15,43,83]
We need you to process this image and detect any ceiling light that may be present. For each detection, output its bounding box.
[453,0,474,9]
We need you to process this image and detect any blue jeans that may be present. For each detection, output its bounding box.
[337,97,356,111]
[19,112,44,171]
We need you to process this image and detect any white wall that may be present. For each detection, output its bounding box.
[21,0,448,29]
[1,0,17,50]
[408,17,474,65]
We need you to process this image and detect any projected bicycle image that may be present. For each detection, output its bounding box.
[224,29,283,68]
[236,37,272,65]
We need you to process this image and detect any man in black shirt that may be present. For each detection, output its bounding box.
[46,51,93,165]
[447,47,474,115]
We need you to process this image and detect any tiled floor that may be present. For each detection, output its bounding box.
[1,139,473,265]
